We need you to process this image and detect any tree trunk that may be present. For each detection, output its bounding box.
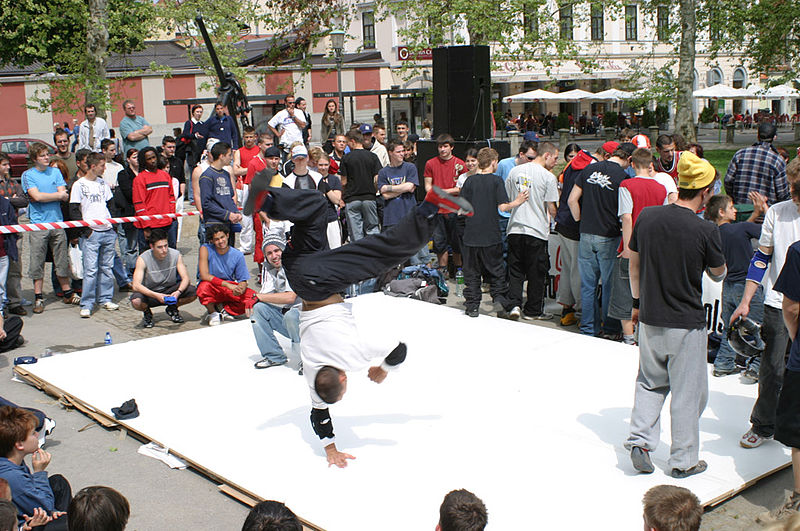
[86,0,110,117]
[674,0,696,142]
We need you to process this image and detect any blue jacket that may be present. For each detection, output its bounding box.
[0,195,19,262]
[204,114,239,149]
[199,167,238,226]
[0,457,55,523]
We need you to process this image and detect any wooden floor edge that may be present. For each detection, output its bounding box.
[13,367,327,531]
[704,461,793,508]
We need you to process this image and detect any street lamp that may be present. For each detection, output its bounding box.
[330,29,345,125]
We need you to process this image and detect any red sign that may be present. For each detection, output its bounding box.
[397,46,433,61]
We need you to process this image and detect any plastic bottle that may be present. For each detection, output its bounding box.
[104,332,112,345]
[455,268,464,297]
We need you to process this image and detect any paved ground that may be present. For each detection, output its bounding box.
[0,207,794,530]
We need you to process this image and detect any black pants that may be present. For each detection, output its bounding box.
[462,243,511,312]
[263,187,435,301]
[0,315,23,352]
[33,474,71,530]
[507,234,549,316]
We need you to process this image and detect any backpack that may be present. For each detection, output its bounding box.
[398,265,449,300]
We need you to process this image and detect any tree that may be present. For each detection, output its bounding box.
[674,0,697,142]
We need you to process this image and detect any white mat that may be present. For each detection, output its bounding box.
[21,294,790,530]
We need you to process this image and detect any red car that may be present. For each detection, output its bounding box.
[0,138,56,179]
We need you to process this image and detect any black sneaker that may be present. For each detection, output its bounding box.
[630,446,654,474]
[254,358,288,369]
[713,366,740,377]
[141,309,154,328]
[670,460,707,479]
[165,305,184,324]
[465,308,479,318]
[8,306,27,316]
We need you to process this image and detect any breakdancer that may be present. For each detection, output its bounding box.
[245,174,473,467]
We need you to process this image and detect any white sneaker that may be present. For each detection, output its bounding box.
[208,312,221,326]
[80,308,91,318]
[102,302,119,311]
[509,306,521,320]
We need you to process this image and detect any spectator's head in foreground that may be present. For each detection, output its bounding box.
[642,485,702,531]
[241,500,301,531]
[0,406,38,459]
[68,486,130,531]
[436,489,487,531]
[0,499,16,531]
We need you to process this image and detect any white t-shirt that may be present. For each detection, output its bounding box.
[268,108,305,147]
[456,171,473,188]
[505,162,559,240]
[759,199,800,309]
[653,172,678,196]
[102,160,124,189]
[69,177,113,231]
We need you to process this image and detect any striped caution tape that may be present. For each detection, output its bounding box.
[0,211,202,235]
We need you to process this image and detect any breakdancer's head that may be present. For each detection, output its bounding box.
[315,366,347,404]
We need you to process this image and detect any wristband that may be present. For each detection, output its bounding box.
[746,249,772,284]
[632,298,640,309]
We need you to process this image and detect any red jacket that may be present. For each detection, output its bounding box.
[132,169,175,229]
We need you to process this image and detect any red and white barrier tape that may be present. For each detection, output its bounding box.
[0,211,201,235]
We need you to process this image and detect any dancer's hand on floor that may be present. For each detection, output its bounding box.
[326,445,355,468]
[368,366,387,383]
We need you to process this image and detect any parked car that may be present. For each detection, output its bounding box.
[0,138,56,179]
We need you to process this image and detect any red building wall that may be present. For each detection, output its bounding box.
[109,78,144,128]
[0,83,29,136]
[163,75,197,124]
[354,68,380,110]
[311,70,339,114]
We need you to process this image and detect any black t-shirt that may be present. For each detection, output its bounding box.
[719,221,761,282]
[340,149,381,202]
[630,204,725,329]
[774,241,800,371]
[460,173,509,247]
[577,160,628,237]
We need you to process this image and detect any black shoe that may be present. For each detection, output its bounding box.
[165,305,184,324]
[670,460,707,479]
[630,446,654,474]
[254,358,288,369]
[465,308,479,318]
[713,366,740,377]
[244,172,275,216]
[13,336,24,349]
[497,309,513,320]
[141,309,154,328]
[8,306,27,316]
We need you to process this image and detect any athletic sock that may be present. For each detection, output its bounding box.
[623,334,636,345]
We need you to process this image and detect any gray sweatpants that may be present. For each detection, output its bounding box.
[624,323,708,471]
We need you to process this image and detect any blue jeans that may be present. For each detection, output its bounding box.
[345,200,379,241]
[714,280,764,371]
[81,230,117,310]
[578,233,620,336]
[250,304,300,363]
[0,256,8,312]
[117,223,138,275]
[137,221,178,253]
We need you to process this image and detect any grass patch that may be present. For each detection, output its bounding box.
[704,149,738,178]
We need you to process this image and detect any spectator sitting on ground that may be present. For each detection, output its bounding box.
[436,489,487,531]
[68,486,129,531]
[197,224,255,326]
[0,407,70,530]
[130,228,196,328]
[642,485,702,531]
[241,500,301,531]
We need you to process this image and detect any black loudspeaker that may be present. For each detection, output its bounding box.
[433,46,491,141]
[414,140,510,201]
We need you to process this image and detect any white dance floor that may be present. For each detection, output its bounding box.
[18,294,790,530]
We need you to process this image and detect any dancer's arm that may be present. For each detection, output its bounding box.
[368,342,407,383]
[311,407,355,468]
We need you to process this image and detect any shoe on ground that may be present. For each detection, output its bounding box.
[741,367,759,384]
[522,312,553,321]
[219,309,232,321]
[560,311,577,326]
[254,358,288,369]
[63,292,81,305]
[425,185,475,217]
[465,308,479,318]
[102,301,119,311]
[165,305,184,323]
[480,283,490,293]
[118,283,134,292]
[601,332,623,341]
[670,460,707,479]
[713,366,741,377]
[630,446,654,474]
[756,491,800,524]
[208,312,221,326]
[13,336,24,348]
[8,305,27,316]
[79,308,91,318]
[33,299,44,314]
[509,306,521,320]
[141,309,154,329]
[740,428,771,448]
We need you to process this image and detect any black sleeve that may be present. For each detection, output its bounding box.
[384,342,407,367]
[69,203,82,222]
[310,407,334,441]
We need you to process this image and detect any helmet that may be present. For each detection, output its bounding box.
[727,317,765,358]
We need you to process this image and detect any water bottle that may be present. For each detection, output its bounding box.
[104,332,112,345]
[455,268,464,297]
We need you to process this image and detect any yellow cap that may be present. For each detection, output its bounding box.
[677,151,716,190]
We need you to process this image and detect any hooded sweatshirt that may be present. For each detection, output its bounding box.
[555,150,596,240]
[0,457,55,525]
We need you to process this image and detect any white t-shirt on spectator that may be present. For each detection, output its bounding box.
[70,177,113,231]
[759,199,800,309]
[268,109,306,147]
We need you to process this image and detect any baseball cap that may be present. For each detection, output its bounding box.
[601,141,620,154]
[618,142,637,156]
[359,123,373,134]
[291,145,308,159]
[264,146,281,158]
[677,151,716,190]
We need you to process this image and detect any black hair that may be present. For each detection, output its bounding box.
[241,500,302,531]
[210,142,231,161]
[564,143,581,160]
[314,366,344,404]
[205,223,230,241]
[67,486,130,531]
[148,228,169,245]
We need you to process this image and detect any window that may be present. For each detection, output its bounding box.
[657,6,668,41]
[524,12,539,40]
[559,4,573,41]
[732,67,746,89]
[707,68,723,86]
[590,4,604,41]
[625,5,637,41]
[362,11,375,49]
